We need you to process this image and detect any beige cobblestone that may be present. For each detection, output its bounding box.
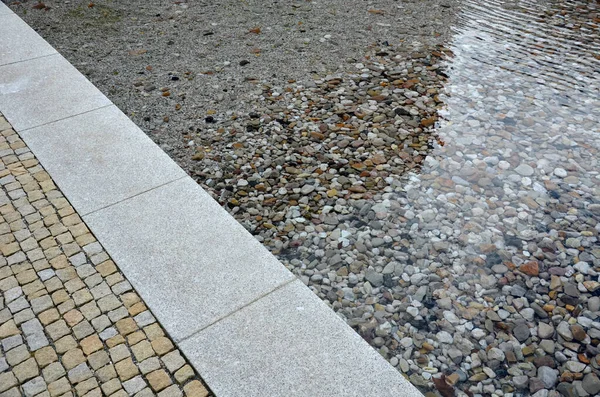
[151,337,174,355]
[80,334,103,355]
[35,345,58,367]
[100,378,122,395]
[62,348,86,370]
[7,344,33,366]
[127,330,146,346]
[43,362,66,383]
[38,308,60,325]
[115,358,139,381]
[147,369,172,392]
[0,116,211,397]
[63,308,83,326]
[95,363,117,383]
[87,350,110,370]
[184,381,210,397]
[175,365,195,384]
[115,317,138,336]
[48,377,70,396]
[159,385,183,397]
[13,357,39,382]
[0,371,19,392]
[54,335,77,354]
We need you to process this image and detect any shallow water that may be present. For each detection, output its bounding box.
[403,0,600,250]
[391,0,600,393]
[405,0,600,277]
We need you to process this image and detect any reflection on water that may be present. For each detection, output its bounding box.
[397,0,600,394]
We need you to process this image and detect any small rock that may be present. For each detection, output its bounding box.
[487,347,505,361]
[515,163,534,176]
[570,324,587,342]
[514,375,529,389]
[565,360,586,373]
[538,366,558,388]
[538,322,555,339]
[406,307,419,317]
[511,284,527,297]
[436,331,453,344]
[514,323,530,342]
[589,297,600,312]
[554,168,568,178]
[419,209,436,223]
[471,328,486,340]
[557,322,574,341]
[365,269,384,287]
[582,373,600,395]
[519,261,539,276]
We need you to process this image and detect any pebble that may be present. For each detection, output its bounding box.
[538,322,555,339]
[436,331,453,344]
[513,323,530,342]
[557,322,574,342]
[582,373,600,395]
[538,366,558,388]
[565,361,586,373]
[515,163,534,176]
[554,168,568,178]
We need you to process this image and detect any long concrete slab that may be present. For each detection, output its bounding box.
[0,13,56,65]
[83,177,296,342]
[0,1,13,15]
[180,280,421,397]
[0,53,112,131]
[20,105,186,215]
[0,8,423,397]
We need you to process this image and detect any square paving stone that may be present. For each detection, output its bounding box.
[6,344,30,366]
[0,372,18,393]
[179,280,422,397]
[22,376,47,397]
[83,177,295,341]
[42,362,65,383]
[14,357,39,383]
[67,362,92,384]
[0,14,55,66]
[20,106,186,215]
[0,54,111,131]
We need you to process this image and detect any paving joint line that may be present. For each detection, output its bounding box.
[16,104,115,135]
[176,278,298,344]
[80,176,189,217]
[0,51,58,68]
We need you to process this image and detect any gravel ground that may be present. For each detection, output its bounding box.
[7,0,457,169]
[8,0,600,396]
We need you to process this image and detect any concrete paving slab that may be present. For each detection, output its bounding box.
[0,54,111,130]
[83,177,296,342]
[179,280,422,397]
[20,105,187,215]
[0,2,13,15]
[0,14,56,66]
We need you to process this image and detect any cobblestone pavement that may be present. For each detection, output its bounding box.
[0,114,210,397]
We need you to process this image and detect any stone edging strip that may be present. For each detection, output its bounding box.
[0,3,423,396]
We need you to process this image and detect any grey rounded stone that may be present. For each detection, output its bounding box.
[515,163,534,176]
[538,322,555,339]
[582,373,600,395]
[513,323,530,342]
[538,366,557,388]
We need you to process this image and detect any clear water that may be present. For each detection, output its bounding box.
[391,0,600,392]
